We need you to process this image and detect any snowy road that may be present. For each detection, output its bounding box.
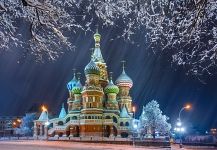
[0,140,216,150]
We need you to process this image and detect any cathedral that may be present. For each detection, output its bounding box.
[34,30,135,139]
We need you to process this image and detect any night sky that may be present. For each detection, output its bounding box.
[0,27,217,131]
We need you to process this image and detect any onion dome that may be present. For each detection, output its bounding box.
[58,103,67,119]
[104,79,119,94]
[84,59,100,75]
[72,79,83,94]
[67,73,77,91]
[115,68,133,88]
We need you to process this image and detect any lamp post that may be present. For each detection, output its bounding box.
[132,106,136,147]
[42,106,49,141]
[176,104,191,148]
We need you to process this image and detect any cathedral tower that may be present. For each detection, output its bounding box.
[104,73,119,111]
[91,29,108,88]
[115,61,133,113]
[67,71,77,112]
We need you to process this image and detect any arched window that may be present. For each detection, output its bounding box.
[105,116,111,119]
[88,116,91,119]
[121,132,129,138]
[57,121,64,126]
[113,116,117,123]
[125,122,129,126]
[120,122,124,126]
[66,117,70,123]
[72,116,77,120]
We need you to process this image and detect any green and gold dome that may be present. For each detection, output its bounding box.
[104,79,119,94]
[84,60,100,75]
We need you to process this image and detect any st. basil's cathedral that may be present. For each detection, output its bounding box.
[34,30,136,139]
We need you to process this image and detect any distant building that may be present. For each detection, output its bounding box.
[0,116,22,137]
[34,30,136,139]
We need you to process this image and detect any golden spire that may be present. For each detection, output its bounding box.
[94,27,101,48]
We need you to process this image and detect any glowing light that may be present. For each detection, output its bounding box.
[42,105,47,112]
[13,122,16,125]
[185,104,191,110]
[177,121,182,127]
[133,124,138,129]
[17,119,21,123]
[181,127,185,132]
[132,106,136,112]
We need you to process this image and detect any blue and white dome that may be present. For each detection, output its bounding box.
[72,79,83,94]
[67,74,77,91]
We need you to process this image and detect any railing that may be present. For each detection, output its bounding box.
[118,127,130,130]
[65,120,79,126]
[103,119,113,124]
[80,119,102,124]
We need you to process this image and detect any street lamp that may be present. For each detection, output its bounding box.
[132,106,136,147]
[176,104,191,148]
[41,105,49,140]
[179,104,191,121]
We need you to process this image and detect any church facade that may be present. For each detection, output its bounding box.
[34,31,135,139]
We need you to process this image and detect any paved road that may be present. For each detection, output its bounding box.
[0,140,216,150]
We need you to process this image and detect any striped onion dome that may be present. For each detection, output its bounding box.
[115,69,133,88]
[104,79,119,94]
[84,59,100,75]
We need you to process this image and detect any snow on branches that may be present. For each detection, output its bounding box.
[139,100,171,136]
[0,0,216,75]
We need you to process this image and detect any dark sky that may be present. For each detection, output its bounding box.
[0,27,217,131]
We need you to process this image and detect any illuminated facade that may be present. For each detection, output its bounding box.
[34,31,135,139]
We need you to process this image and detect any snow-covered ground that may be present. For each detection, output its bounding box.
[0,140,216,150]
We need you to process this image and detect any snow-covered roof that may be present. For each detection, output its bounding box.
[92,47,104,63]
[38,111,48,121]
[120,105,130,118]
[58,103,67,119]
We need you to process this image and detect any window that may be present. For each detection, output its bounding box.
[120,122,124,126]
[66,117,70,123]
[88,116,91,119]
[125,122,129,126]
[72,116,77,120]
[105,116,111,119]
[113,116,117,123]
[57,121,64,126]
